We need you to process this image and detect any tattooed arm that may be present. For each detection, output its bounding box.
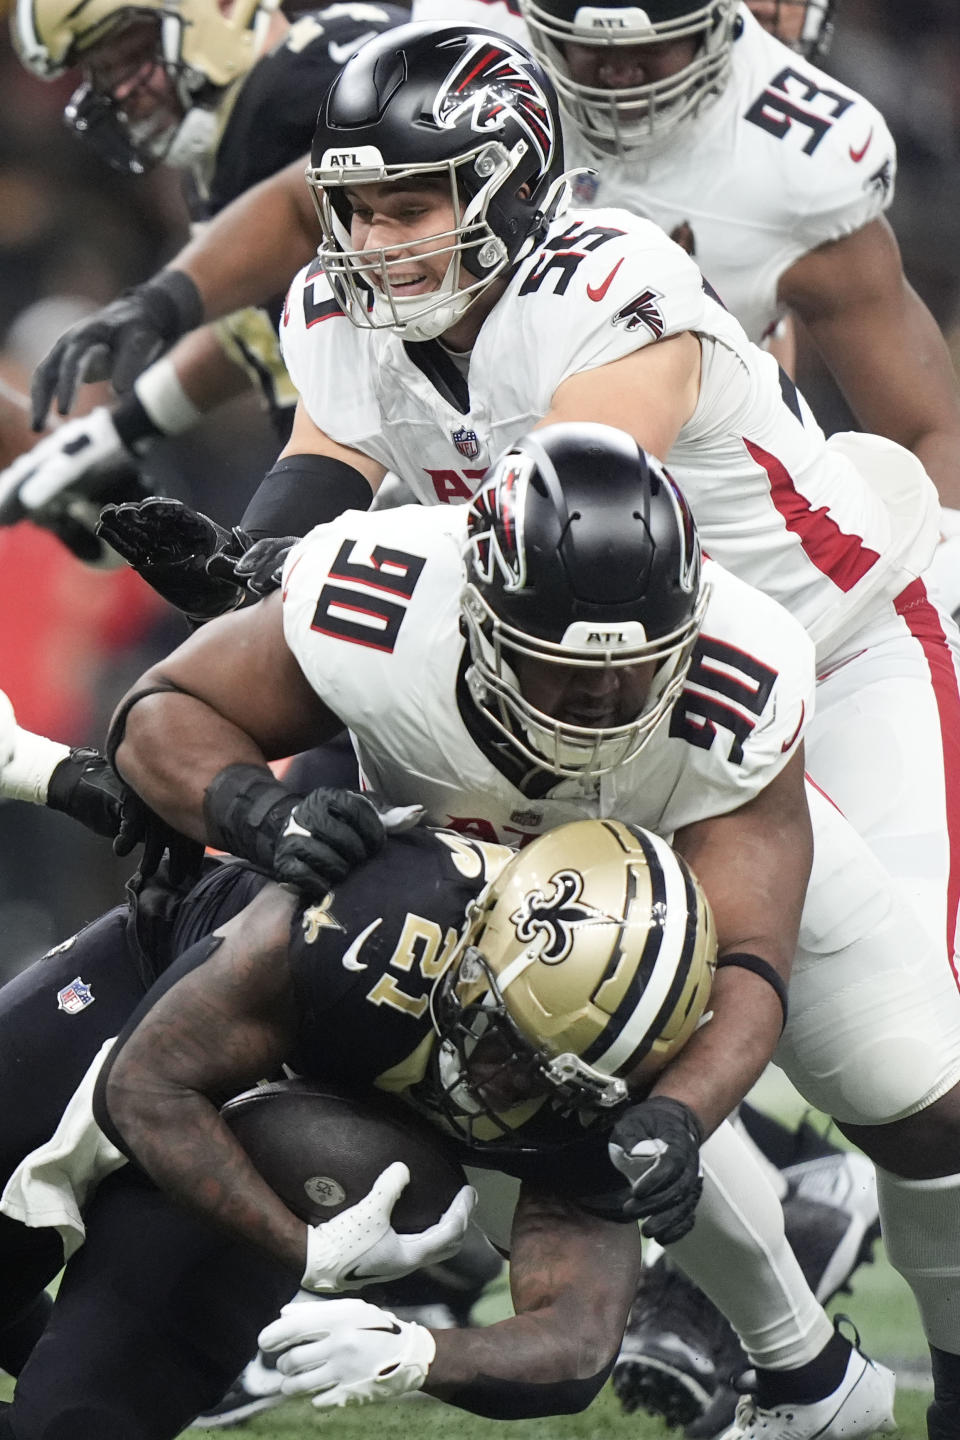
[424,1184,643,1416]
[101,882,308,1274]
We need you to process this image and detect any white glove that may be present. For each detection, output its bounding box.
[302,1159,476,1293]
[0,691,69,803]
[0,407,129,523]
[259,1296,436,1409]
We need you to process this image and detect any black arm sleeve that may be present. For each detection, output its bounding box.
[240,454,373,541]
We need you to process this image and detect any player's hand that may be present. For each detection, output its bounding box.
[301,1159,476,1292]
[97,496,248,620]
[31,270,204,428]
[0,691,71,805]
[0,407,149,565]
[608,1097,704,1243]
[230,534,299,597]
[272,787,386,900]
[260,1297,436,1409]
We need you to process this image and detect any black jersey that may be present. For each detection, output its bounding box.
[205,5,410,219]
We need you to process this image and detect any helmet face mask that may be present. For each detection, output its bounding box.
[462,424,708,780]
[429,818,717,1150]
[13,0,278,172]
[307,23,568,342]
[517,0,740,159]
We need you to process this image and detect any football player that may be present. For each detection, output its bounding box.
[0,807,713,1437]
[0,0,408,562]
[106,421,960,1439]
[19,1,960,549]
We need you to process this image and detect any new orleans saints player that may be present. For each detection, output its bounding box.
[0,0,408,562]
[0,816,716,1437]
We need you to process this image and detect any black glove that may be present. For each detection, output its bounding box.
[608,1097,704,1244]
[31,270,204,429]
[97,496,249,620]
[272,787,386,898]
[203,764,386,902]
[229,535,299,597]
[46,748,128,839]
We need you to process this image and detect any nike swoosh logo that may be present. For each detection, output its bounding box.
[849,128,873,163]
[328,32,376,66]
[586,257,624,303]
[341,917,381,971]
[368,1322,402,1335]
[781,701,805,753]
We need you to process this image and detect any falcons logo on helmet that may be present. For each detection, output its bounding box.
[433,40,555,177]
[467,455,531,591]
[511,870,617,964]
[612,287,666,339]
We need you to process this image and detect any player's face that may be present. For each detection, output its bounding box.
[512,654,657,730]
[82,16,182,128]
[746,0,807,45]
[562,35,699,90]
[461,1028,551,1112]
[345,180,460,301]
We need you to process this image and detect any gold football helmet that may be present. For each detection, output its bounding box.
[12,0,279,171]
[430,817,716,1147]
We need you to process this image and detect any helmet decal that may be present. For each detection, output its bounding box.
[467,456,531,592]
[510,868,619,963]
[433,38,556,176]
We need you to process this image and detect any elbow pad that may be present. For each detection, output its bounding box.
[241,454,372,541]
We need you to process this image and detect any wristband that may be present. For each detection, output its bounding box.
[133,356,204,438]
[716,951,789,1032]
[203,762,301,870]
[0,729,70,805]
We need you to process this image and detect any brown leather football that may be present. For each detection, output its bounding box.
[221,1080,466,1231]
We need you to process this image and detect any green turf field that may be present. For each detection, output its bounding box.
[0,1078,935,1437]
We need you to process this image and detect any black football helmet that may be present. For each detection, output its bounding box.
[461,422,708,778]
[747,0,836,61]
[517,0,740,158]
[307,22,568,341]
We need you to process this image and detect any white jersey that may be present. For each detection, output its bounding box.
[280,206,936,662]
[410,1,896,344]
[282,505,812,843]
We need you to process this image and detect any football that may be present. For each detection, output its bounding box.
[221,1080,467,1232]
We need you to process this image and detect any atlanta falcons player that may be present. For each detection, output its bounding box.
[108,421,960,1439]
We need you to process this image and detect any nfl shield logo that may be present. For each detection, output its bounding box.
[56,976,95,1014]
[572,171,600,205]
[453,427,481,460]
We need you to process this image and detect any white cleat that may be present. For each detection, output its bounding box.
[718,1348,897,1439]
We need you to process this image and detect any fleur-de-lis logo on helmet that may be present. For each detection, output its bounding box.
[433,38,556,178]
[510,869,617,964]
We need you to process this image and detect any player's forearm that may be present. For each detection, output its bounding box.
[649,962,785,1136]
[113,688,272,842]
[165,325,255,412]
[171,160,318,322]
[105,1061,307,1271]
[425,1310,615,1416]
[425,1193,640,1415]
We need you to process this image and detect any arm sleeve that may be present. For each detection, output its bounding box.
[240,454,373,540]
